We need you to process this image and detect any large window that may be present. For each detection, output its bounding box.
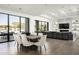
[0,12,29,43]
[9,15,20,32]
[35,20,49,32]
[9,15,20,40]
[0,14,8,42]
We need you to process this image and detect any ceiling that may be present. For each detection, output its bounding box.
[0,4,79,18]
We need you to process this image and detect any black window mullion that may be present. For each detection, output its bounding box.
[28,18,30,33]
[19,16,21,32]
[44,22,45,31]
[47,22,49,31]
[41,21,42,32]
[7,14,9,42]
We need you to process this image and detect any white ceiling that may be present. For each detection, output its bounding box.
[0,4,79,18]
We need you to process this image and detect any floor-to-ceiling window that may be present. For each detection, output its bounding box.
[35,20,49,35]
[0,14,8,42]
[35,20,49,32]
[9,15,20,40]
[0,12,29,43]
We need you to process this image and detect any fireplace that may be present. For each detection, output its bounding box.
[60,30,69,32]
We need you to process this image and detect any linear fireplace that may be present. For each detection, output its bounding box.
[60,30,69,32]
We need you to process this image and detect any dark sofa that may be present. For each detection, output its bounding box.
[43,31,73,40]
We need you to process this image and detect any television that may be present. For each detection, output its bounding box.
[59,23,69,29]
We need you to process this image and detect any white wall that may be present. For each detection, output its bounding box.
[48,18,53,31]
[30,19,36,34]
[50,15,79,33]
[52,17,58,31]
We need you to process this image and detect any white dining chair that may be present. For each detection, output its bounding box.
[16,32,22,36]
[21,34,33,47]
[13,34,22,50]
[34,35,47,53]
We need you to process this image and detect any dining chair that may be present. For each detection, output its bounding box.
[21,34,33,47]
[13,34,22,50]
[16,32,22,36]
[34,35,47,54]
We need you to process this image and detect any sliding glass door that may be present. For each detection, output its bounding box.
[0,14,8,42]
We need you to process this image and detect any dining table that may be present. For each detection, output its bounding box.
[26,35,41,43]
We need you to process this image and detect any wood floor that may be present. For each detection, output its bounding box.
[0,38,79,55]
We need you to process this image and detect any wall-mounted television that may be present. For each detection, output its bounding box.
[59,23,69,29]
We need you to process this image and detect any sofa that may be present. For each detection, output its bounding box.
[43,31,73,40]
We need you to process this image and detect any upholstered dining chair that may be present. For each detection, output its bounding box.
[34,35,47,53]
[21,34,33,47]
[16,31,22,36]
[13,33,22,50]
